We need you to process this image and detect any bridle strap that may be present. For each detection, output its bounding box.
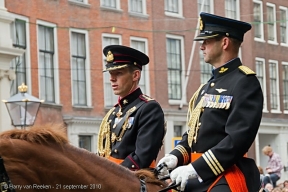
[140,179,147,192]
[0,157,15,192]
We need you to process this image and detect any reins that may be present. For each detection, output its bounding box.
[153,163,180,192]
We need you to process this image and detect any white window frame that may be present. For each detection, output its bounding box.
[266,3,278,45]
[128,0,147,16]
[255,57,268,113]
[100,0,121,10]
[69,28,92,107]
[130,37,150,96]
[253,0,265,42]
[279,6,288,47]
[165,0,184,18]
[68,0,90,7]
[166,34,186,105]
[282,62,288,114]
[36,20,60,104]
[198,0,214,14]
[225,0,240,20]
[101,33,122,107]
[269,60,281,113]
[9,14,32,96]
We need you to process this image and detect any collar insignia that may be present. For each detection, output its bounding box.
[216,88,227,93]
[219,67,228,73]
[123,99,128,105]
[106,51,114,62]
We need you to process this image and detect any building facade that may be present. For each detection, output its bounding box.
[2,0,288,182]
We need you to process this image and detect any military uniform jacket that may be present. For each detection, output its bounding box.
[170,58,263,191]
[98,88,165,170]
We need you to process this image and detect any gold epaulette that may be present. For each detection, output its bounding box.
[139,94,154,102]
[238,66,256,75]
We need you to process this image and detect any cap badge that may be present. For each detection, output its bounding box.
[106,51,114,62]
[199,17,204,31]
[219,67,228,73]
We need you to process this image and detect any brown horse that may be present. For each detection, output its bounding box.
[0,125,166,192]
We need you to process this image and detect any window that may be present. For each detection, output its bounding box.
[79,135,92,151]
[165,0,183,17]
[71,31,88,106]
[269,60,280,112]
[166,35,184,101]
[198,0,213,14]
[283,63,288,112]
[225,0,238,19]
[280,7,288,45]
[253,0,264,41]
[174,125,182,137]
[38,25,55,103]
[130,38,149,95]
[267,3,277,43]
[255,58,268,112]
[68,0,90,7]
[129,0,146,14]
[101,0,120,9]
[199,51,212,84]
[102,34,121,107]
[10,19,27,96]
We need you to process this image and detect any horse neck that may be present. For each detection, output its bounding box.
[0,139,162,192]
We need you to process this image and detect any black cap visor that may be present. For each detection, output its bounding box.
[103,63,129,72]
[194,33,220,41]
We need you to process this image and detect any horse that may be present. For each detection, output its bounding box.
[0,124,167,192]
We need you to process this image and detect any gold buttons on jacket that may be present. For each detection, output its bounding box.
[132,165,135,168]
[114,149,118,153]
[210,82,215,87]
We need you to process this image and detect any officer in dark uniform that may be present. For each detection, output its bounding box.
[97,45,165,170]
[157,12,263,191]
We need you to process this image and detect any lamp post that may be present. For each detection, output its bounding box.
[2,83,44,129]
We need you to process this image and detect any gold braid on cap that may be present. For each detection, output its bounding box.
[97,107,115,158]
[187,84,205,147]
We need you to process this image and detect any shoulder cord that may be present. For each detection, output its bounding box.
[97,107,115,157]
[187,84,205,147]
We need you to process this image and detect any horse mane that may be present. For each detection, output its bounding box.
[0,124,68,145]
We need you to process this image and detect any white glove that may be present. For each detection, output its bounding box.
[170,164,197,191]
[156,154,178,177]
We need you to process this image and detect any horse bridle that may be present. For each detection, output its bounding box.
[154,163,181,192]
[0,157,15,192]
[139,178,147,192]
